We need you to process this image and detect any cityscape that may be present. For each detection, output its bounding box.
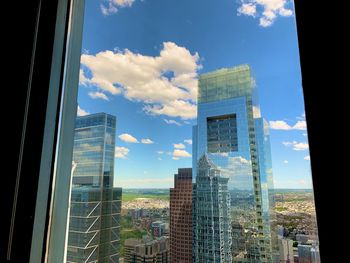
[66,1,319,262]
[66,65,320,263]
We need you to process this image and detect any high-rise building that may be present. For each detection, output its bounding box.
[66,113,122,263]
[192,154,232,263]
[151,221,166,237]
[278,238,294,263]
[124,236,169,263]
[297,244,320,263]
[170,168,192,263]
[192,65,277,262]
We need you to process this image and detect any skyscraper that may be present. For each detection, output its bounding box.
[192,65,277,262]
[278,238,294,263]
[170,168,192,263]
[124,236,169,263]
[66,113,122,263]
[192,154,232,263]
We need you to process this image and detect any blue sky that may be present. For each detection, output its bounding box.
[77,0,312,189]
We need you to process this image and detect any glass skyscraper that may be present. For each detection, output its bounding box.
[192,154,232,263]
[66,113,122,263]
[192,65,277,262]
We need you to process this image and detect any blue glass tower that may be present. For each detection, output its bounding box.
[192,65,277,262]
[66,113,122,263]
[192,154,232,263]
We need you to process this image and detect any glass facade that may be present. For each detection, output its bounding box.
[66,113,122,263]
[193,65,277,262]
[192,154,232,263]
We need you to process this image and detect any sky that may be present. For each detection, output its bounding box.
[77,0,313,189]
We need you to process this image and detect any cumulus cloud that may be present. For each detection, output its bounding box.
[173,149,191,158]
[219,156,253,190]
[172,157,180,160]
[80,42,201,119]
[173,143,186,149]
[283,160,288,164]
[269,120,307,130]
[269,120,292,130]
[141,138,154,144]
[293,120,307,130]
[77,105,89,116]
[115,146,129,159]
[238,3,257,17]
[164,119,182,126]
[184,139,192,145]
[304,155,310,161]
[79,69,89,86]
[283,141,309,151]
[88,91,109,101]
[100,0,135,16]
[237,0,293,27]
[118,133,139,143]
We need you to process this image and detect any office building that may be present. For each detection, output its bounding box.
[170,168,192,263]
[151,221,166,237]
[192,154,232,263]
[192,65,277,262]
[124,236,169,263]
[298,244,320,263]
[278,238,294,263]
[66,113,122,263]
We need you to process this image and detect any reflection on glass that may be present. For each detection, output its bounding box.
[63,1,321,263]
[67,113,122,262]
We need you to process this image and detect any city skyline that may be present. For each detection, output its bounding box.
[77,0,311,189]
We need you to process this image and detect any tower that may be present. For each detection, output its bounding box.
[66,113,122,263]
[192,65,277,262]
[170,168,192,263]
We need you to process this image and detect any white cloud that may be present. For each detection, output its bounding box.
[100,0,135,16]
[79,69,89,86]
[172,157,180,160]
[157,151,164,154]
[80,42,201,120]
[119,133,139,143]
[304,155,310,161]
[237,0,293,27]
[219,156,253,190]
[269,120,307,130]
[303,133,307,137]
[173,149,191,158]
[77,105,89,116]
[158,157,162,161]
[183,121,191,125]
[184,139,192,145]
[283,160,288,164]
[88,91,109,101]
[164,119,182,126]
[212,152,229,157]
[293,142,309,151]
[115,146,129,159]
[283,141,309,151]
[141,138,154,144]
[269,120,292,130]
[173,143,186,149]
[238,3,257,17]
[293,120,307,130]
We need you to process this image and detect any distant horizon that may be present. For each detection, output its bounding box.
[120,187,313,190]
